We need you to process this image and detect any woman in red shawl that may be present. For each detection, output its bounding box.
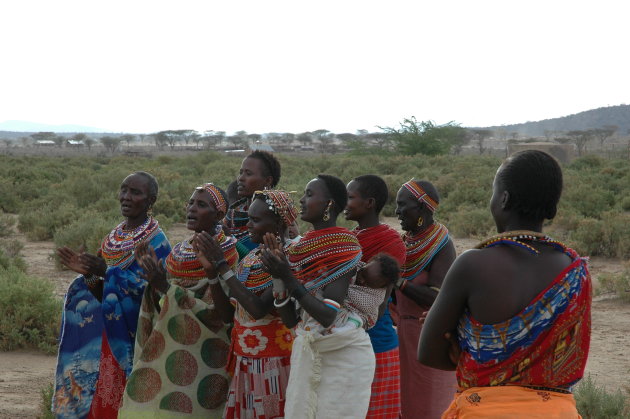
[419,150,591,418]
[345,174,406,419]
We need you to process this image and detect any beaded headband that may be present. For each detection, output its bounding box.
[253,189,298,227]
[197,183,227,214]
[402,179,438,213]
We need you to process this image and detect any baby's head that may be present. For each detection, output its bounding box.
[355,253,400,289]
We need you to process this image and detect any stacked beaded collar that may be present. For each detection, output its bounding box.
[101,216,160,269]
[237,242,291,293]
[401,222,449,280]
[402,179,438,213]
[166,225,237,279]
[225,197,250,243]
[476,230,567,255]
[253,189,298,227]
[287,226,362,292]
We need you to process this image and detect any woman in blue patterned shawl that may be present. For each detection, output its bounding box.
[53,172,171,419]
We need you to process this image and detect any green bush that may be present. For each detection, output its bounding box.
[575,375,629,418]
[0,263,61,353]
[40,382,55,419]
[597,265,630,303]
[0,213,16,237]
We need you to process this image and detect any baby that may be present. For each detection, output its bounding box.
[344,253,400,329]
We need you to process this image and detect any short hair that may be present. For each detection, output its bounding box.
[317,174,348,214]
[132,171,158,197]
[498,150,563,220]
[352,174,389,214]
[372,253,399,285]
[226,180,239,205]
[247,150,281,187]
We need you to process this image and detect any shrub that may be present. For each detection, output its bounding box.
[597,265,630,303]
[574,375,629,418]
[0,264,61,353]
[0,213,16,237]
[40,382,54,419]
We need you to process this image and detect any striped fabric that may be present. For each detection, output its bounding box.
[367,347,401,419]
[224,356,291,419]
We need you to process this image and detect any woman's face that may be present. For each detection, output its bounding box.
[186,189,220,233]
[344,180,370,221]
[395,187,422,232]
[247,198,281,244]
[237,157,272,199]
[299,178,330,224]
[118,174,153,220]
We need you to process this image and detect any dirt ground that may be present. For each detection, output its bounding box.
[1,221,629,418]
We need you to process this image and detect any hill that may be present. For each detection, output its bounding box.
[0,120,107,137]
[483,104,630,137]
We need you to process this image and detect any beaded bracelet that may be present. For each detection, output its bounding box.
[291,284,308,300]
[323,298,341,312]
[273,297,292,308]
[220,270,236,282]
[84,274,103,288]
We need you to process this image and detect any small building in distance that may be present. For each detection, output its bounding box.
[508,142,575,163]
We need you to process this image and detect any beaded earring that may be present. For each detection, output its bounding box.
[322,201,332,222]
[417,216,423,227]
[147,206,153,217]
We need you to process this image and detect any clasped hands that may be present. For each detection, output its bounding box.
[259,232,294,299]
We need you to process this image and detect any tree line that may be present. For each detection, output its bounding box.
[1,120,626,157]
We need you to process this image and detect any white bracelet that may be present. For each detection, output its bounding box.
[84,274,103,287]
[220,270,236,282]
[273,297,292,308]
[208,276,219,285]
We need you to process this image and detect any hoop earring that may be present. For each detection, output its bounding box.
[322,201,332,222]
[417,216,423,227]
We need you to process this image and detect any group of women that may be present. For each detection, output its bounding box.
[52,149,591,418]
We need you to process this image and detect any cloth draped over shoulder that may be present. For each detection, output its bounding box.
[224,247,295,419]
[53,217,170,419]
[118,227,238,419]
[224,197,257,258]
[456,246,591,390]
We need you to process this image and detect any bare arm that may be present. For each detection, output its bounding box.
[417,249,475,370]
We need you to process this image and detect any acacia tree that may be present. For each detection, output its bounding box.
[468,129,493,155]
[100,136,122,154]
[567,130,594,157]
[592,126,618,150]
[383,117,465,156]
[120,134,136,148]
[296,132,313,147]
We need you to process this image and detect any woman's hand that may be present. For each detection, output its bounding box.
[79,251,107,278]
[193,232,223,277]
[261,233,292,281]
[57,246,89,276]
[444,331,461,366]
[138,245,169,294]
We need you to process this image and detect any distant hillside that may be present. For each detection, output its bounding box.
[483,105,630,137]
[0,120,108,135]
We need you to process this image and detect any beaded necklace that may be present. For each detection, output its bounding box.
[475,230,567,255]
[101,216,159,269]
[166,225,237,279]
[288,226,362,292]
[401,222,449,280]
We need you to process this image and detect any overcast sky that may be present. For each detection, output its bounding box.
[1,0,628,134]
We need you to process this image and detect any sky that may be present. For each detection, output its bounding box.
[1,0,629,134]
